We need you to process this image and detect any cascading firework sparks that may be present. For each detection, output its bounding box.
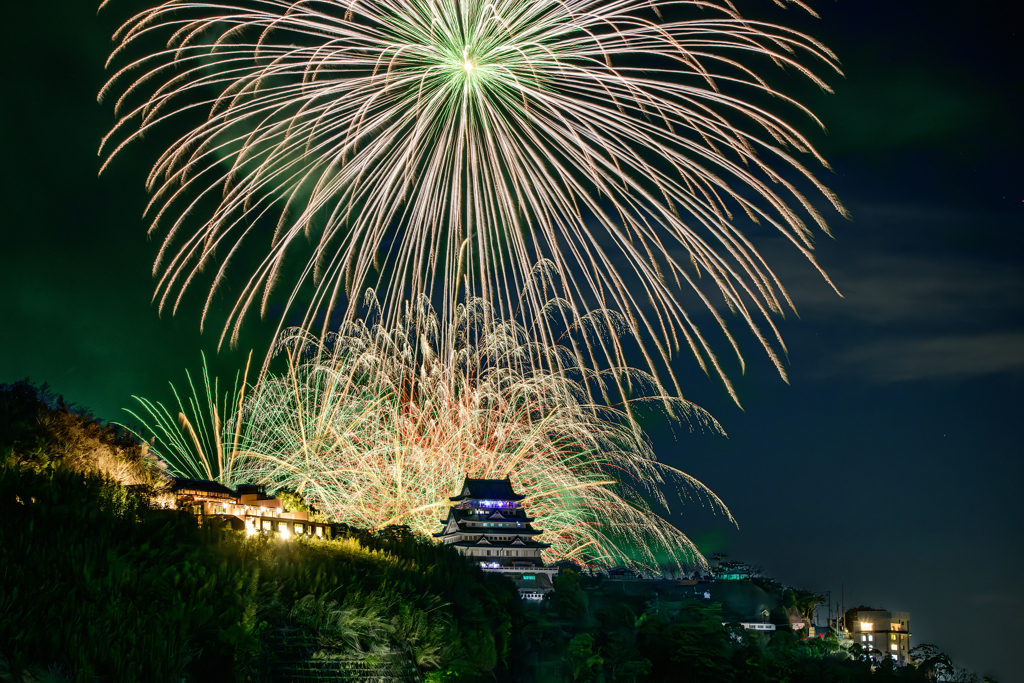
[100,0,847,402]
[226,296,733,569]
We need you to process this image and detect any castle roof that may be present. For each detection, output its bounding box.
[432,513,544,537]
[450,476,525,502]
[441,508,536,524]
[451,536,550,550]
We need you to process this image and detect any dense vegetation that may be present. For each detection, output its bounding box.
[0,382,995,682]
[519,569,998,682]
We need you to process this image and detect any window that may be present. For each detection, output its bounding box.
[890,634,896,641]
[859,622,873,632]
[891,644,898,651]
[891,623,901,631]
[295,523,304,535]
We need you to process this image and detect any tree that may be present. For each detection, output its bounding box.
[550,570,590,623]
[910,644,956,681]
[565,633,604,682]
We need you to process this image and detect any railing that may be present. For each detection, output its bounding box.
[267,629,423,682]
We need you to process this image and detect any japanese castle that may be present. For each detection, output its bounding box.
[434,476,558,599]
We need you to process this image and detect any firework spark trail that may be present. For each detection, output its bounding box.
[227,295,734,569]
[101,0,846,403]
[123,350,252,483]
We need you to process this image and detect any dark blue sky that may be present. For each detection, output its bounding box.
[653,2,1022,679]
[1,1,1019,680]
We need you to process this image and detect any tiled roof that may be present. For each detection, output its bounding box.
[452,509,536,523]
[452,537,550,549]
[450,476,525,501]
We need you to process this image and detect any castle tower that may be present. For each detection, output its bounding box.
[434,476,557,598]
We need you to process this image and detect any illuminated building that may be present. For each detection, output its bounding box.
[846,608,911,663]
[434,477,557,599]
[171,479,331,539]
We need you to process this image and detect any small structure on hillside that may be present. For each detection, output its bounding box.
[434,476,557,599]
[172,479,331,539]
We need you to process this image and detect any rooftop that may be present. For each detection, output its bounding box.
[171,478,237,498]
[450,476,525,502]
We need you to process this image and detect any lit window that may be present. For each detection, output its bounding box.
[891,644,898,651]
[891,623,901,631]
[890,634,896,641]
[860,622,873,632]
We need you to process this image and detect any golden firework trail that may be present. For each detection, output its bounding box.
[100,0,846,402]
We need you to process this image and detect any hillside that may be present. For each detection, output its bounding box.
[0,381,994,682]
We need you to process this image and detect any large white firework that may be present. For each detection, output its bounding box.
[227,294,733,569]
[101,0,846,401]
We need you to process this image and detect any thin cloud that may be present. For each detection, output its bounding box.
[821,332,1024,382]
[744,200,1024,383]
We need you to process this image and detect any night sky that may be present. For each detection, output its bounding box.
[1,1,1020,681]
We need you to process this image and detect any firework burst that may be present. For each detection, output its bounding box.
[101,0,846,401]
[227,295,733,569]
